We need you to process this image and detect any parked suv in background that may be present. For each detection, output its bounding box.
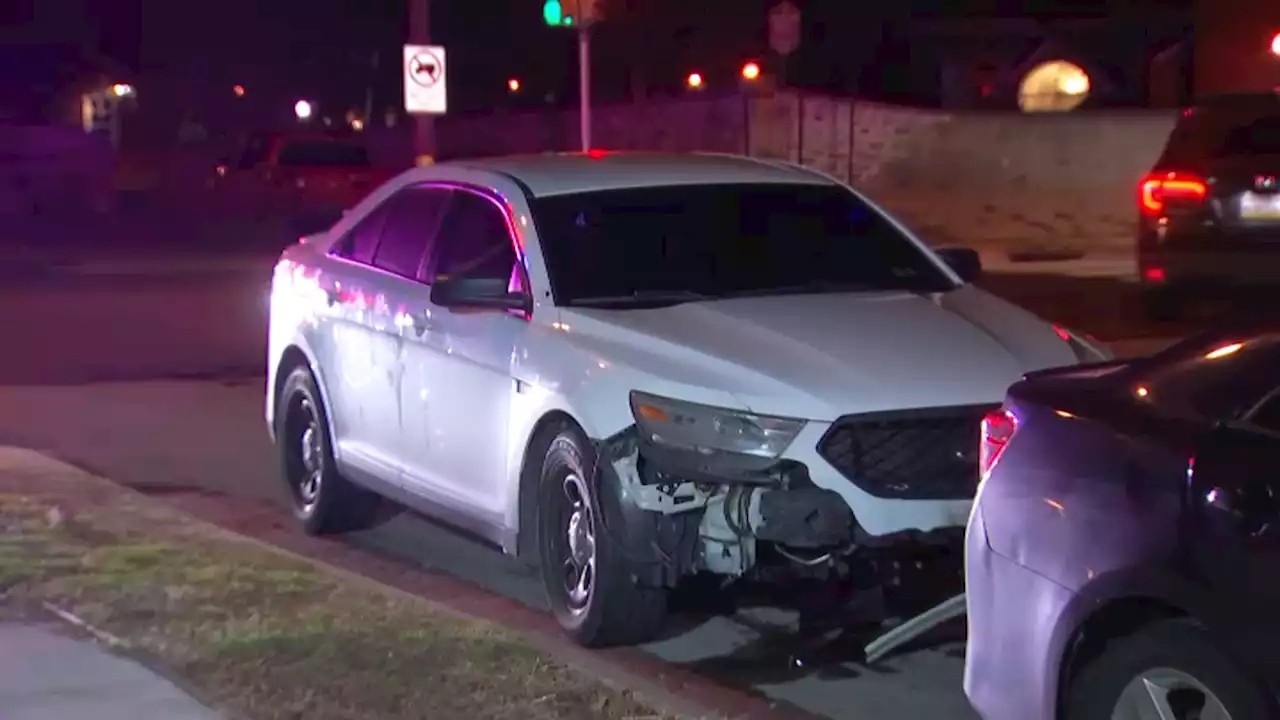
[1139,92,1280,320]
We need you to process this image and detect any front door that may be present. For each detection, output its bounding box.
[398,187,530,529]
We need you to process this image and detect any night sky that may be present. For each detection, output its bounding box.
[83,0,1193,115]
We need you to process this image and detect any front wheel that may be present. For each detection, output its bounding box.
[1064,619,1270,720]
[535,422,668,647]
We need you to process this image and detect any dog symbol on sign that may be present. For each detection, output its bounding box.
[409,55,440,86]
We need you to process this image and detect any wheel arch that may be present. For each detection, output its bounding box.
[270,343,340,448]
[515,408,584,562]
[1057,594,1190,716]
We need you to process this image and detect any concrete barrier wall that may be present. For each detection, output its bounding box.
[747,94,1179,260]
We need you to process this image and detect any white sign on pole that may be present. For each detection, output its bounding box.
[403,44,447,114]
[768,2,801,57]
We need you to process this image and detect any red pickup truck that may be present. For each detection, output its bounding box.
[212,132,394,220]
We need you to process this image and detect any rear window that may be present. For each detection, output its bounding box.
[276,141,370,168]
[1218,116,1280,157]
[1130,331,1280,421]
[1159,103,1280,165]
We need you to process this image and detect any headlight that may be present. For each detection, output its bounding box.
[629,391,806,458]
[1055,324,1114,362]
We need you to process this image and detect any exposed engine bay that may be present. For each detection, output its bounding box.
[597,426,966,661]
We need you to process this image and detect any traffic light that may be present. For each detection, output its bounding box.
[543,0,563,25]
[544,0,596,27]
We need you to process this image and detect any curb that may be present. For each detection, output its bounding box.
[0,447,819,720]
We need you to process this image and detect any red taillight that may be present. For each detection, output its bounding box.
[1140,171,1207,215]
[980,407,1018,477]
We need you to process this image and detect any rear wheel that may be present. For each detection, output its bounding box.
[534,421,668,647]
[276,365,380,535]
[1064,619,1269,720]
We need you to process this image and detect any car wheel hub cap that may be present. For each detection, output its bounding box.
[1112,667,1233,720]
[561,473,595,611]
[297,414,322,503]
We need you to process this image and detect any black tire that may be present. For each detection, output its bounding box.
[534,420,668,647]
[1064,618,1271,720]
[275,365,381,535]
[1142,286,1185,323]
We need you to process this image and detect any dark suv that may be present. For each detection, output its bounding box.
[1139,92,1280,320]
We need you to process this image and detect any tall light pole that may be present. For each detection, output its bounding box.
[409,0,435,162]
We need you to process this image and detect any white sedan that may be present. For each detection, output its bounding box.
[264,151,1109,647]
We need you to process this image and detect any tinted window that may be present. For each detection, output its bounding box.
[1133,332,1280,420]
[331,206,388,264]
[277,140,370,168]
[372,188,451,280]
[1248,393,1280,434]
[1219,116,1280,157]
[431,191,519,284]
[531,183,952,306]
[1159,106,1280,165]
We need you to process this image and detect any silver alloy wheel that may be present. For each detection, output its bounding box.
[561,472,596,614]
[1112,667,1233,720]
[294,398,323,509]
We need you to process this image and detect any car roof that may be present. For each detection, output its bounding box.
[443,152,834,197]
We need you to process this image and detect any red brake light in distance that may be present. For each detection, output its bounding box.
[1140,171,1207,215]
[980,407,1018,477]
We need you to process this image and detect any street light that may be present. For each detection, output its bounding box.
[233,84,246,97]
[1271,31,1280,57]
[741,62,761,81]
[508,78,521,92]
[686,72,704,90]
[294,100,314,121]
[111,83,135,97]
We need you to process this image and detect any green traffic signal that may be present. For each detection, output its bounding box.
[542,0,574,26]
[542,0,562,25]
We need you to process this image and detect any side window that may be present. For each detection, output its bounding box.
[1249,395,1280,434]
[431,191,520,286]
[330,205,389,264]
[371,187,452,279]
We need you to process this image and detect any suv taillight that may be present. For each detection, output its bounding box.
[980,407,1018,477]
[1140,171,1207,215]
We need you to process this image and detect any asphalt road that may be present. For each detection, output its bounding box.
[0,258,1186,719]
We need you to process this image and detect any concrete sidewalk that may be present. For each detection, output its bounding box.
[0,621,222,719]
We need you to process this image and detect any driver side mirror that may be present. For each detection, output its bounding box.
[934,246,982,283]
[431,276,531,314]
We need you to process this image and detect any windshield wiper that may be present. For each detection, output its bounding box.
[568,290,714,306]
[723,280,880,298]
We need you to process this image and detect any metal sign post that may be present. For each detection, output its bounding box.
[578,26,591,151]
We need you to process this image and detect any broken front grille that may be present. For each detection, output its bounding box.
[817,405,996,500]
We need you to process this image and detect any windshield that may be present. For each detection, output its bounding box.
[276,140,370,168]
[531,183,953,306]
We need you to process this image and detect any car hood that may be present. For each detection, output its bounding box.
[556,286,1079,421]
